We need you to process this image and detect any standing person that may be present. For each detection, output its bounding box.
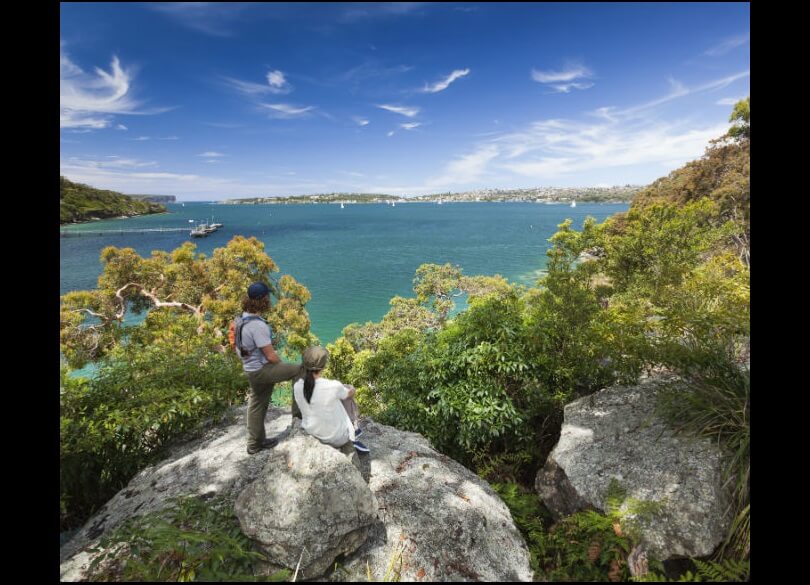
[238,281,304,455]
[293,346,369,453]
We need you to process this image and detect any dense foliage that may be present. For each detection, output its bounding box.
[60,237,315,529]
[60,176,166,224]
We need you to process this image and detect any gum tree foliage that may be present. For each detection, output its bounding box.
[60,237,317,530]
[60,236,317,368]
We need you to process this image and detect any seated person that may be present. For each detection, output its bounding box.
[293,346,369,453]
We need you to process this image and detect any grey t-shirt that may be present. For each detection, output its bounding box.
[239,312,273,372]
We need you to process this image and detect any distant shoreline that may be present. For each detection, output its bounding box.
[217,198,634,205]
[60,210,170,227]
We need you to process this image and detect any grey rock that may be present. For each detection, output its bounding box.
[536,375,731,560]
[61,406,534,582]
[234,423,378,578]
[60,406,296,581]
[332,421,533,582]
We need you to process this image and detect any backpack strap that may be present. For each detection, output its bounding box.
[235,315,269,357]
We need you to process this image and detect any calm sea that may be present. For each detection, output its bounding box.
[60,202,628,345]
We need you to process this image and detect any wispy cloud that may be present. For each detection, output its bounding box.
[716,96,745,106]
[115,124,128,131]
[531,62,594,93]
[352,116,370,126]
[705,33,750,56]
[422,68,470,93]
[428,145,500,187]
[603,70,750,118]
[387,130,395,137]
[134,136,151,141]
[199,151,225,158]
[61,46,168,129]
[377,104,420,117]
[260,103,316,119]
[339,2,428,23]
[60,156,328,198]
[400,122,422,130]
[158,135,180,140]
[222,70,293,96]
[151,2,255,37]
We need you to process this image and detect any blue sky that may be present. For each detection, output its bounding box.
[60,2,750,200]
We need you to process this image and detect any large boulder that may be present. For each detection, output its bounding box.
[332,420,533,582]
[234,423,378,578]
[59,406,295,581]
[61,406,533,582]
[535,375,731,560]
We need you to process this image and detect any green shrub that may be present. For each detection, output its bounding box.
[86,495,290,581]
[60,328,246,531]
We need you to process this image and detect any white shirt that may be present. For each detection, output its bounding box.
[293,377,355,447]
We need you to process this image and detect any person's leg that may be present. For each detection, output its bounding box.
[257,362,304,418]
[246,371,272,451]
[341,396,360,427]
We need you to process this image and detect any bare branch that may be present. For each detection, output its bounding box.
[115,282,203,320]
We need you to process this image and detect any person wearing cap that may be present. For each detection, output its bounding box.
[293,346,369,453]
[240,281,305,455]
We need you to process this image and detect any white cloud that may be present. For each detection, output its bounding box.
[531,63,594,93]
[423,68,470,93]
[548,82,595,93]
[400,122,422,130]
[223,71,293,96]
[610,71,750,118]
[199,151,225,158]
[60,48,144,129]
[377,104,420,117]
[115,124,128,130]
[151,3,253,37]
[387,130,395,137]
[66,156,158,169]
[353,116,370,126]
[705,33,750,57]
[531,63,592,83]
[428,145,500,187]
[158,135,180,140]
[134,136,151,141]
[266,70,292,92]
[495,117,728,179]
[260,103,315,118]
[716,97,745,106]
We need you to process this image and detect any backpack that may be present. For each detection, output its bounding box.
[228,315,267,357]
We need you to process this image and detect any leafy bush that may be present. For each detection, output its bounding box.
[60,319,246,530]
[86,495,290,581]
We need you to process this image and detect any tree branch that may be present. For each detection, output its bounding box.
[115,283,203,321]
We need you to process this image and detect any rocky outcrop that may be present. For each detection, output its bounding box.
[234,424,378,577]
[61,406,533,582]
[332,420,533,582]
[536,375,731,561]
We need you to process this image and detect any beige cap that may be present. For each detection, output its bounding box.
[302,346,329,370]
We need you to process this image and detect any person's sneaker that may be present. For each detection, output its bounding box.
[353,427,364,439]
[352,440,370,454]
[247,438,278,455]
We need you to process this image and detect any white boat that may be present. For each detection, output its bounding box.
[570,200,576,208]
[340,202,345,209]
[392,201,396,207]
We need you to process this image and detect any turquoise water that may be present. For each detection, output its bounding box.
[61,202,627,344]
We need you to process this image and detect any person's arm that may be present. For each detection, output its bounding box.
[260,343,282,364]
[341,383,356,398]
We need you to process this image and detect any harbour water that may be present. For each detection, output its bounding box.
[61,201,628,344]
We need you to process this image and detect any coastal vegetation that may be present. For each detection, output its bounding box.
[60,99,749,580]
[60,176,167,224]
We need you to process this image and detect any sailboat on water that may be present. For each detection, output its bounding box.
[570,200,576,208]
[340,202,345,209]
